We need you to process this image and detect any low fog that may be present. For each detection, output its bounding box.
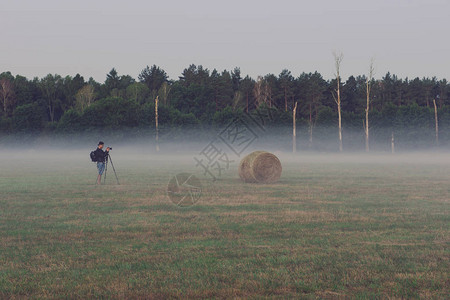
[2,126,450,179]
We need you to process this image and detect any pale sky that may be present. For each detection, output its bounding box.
[1,0,449,82]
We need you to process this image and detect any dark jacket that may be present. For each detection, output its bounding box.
[94,147,109,163]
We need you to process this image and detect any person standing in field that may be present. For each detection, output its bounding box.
[93,141,110,185]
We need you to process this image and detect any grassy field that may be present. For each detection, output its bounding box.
[0,151,449,299]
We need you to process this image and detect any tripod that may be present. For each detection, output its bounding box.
[103,153,120,185]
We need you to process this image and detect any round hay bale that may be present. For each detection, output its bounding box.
[238,151,282,183]
[238,151,264,183]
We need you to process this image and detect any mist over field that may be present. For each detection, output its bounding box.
[3,143,450,182]
[2,127,450,185]
[1,119,449,151]
[2,121,450,186]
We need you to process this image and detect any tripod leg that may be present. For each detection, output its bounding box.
[108,155,120,185]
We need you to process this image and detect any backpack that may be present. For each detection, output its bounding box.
[90,150,97,162]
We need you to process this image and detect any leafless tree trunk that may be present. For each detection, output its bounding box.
[332,52,344,152]
[293,101,298,153]
[155,96,159,152]
[0,78,15,116]
[391,132,395,154]
[365,59,375,152]
[254,76,267,108]
[254,76,262,107]
[158,82,171,106]
[43,83,57,123]
[309,103,313,148]
[433,99,439,146]
[75,84,95,112]
[232,91,242,111]
[266,83,272,108]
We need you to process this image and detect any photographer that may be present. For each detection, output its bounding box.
[93,141,110,185]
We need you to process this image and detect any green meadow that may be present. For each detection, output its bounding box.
[0,151,448,298]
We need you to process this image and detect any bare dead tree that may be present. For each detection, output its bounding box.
[332,52,344,152]
[364,58,375,152]
[265,83,272,108]
[75,84,95,112]
[232,91,243,111]
[308,103,313,148]
[293,101,298,153]
[0,78,15,116]
[433,98,439,146]
[158,82,171,106]
[391,132,395,154]
[254,76,267,108]
[155,96,159,152]
[253,76,262,107]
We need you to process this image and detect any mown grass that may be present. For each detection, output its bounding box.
[0,152,449,298]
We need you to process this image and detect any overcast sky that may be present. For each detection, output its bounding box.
[1,0,449,82]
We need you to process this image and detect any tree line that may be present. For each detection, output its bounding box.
[1,64,449,150]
